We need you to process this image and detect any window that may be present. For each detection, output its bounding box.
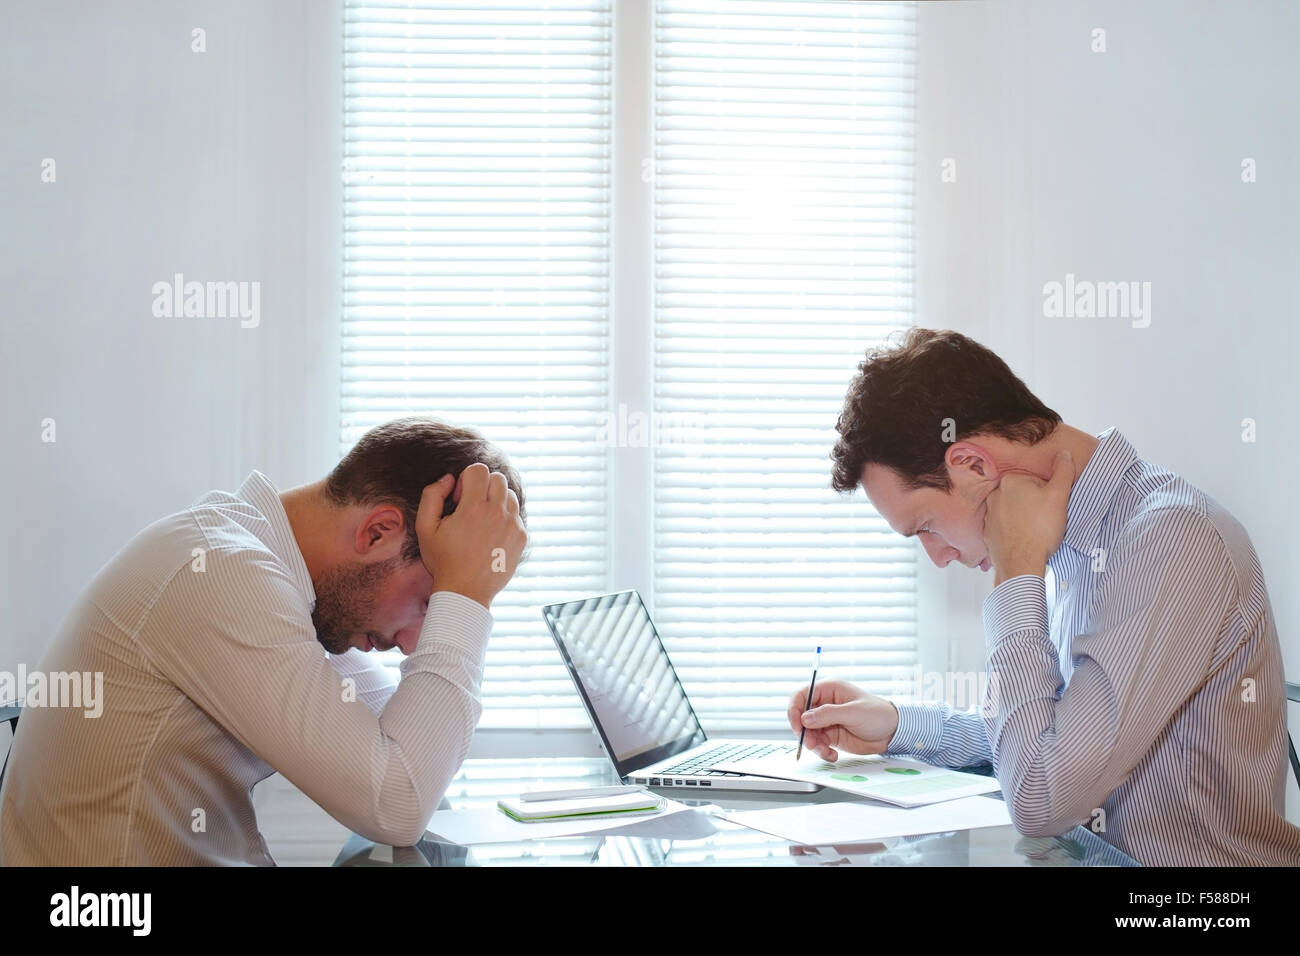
[650,0,918,728]
[343,0,917,736]
[343,0,614,728]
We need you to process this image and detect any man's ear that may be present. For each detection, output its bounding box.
[353,505,406,556]
[944,440,1000,484]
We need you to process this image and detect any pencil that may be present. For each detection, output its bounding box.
[795,645,822,761]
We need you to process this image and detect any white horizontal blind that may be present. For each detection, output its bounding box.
[342,1,613,727]
[652,1,918,730]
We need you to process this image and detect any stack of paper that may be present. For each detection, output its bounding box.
[719,795,1011,846]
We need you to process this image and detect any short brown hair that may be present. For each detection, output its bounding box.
[324,416,526,563]
[831,328,1061,493]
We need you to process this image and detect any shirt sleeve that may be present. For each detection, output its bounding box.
[981,506,1237,837]
[139,547,492,847]
[885,702,994,769]
[328,647,399,716]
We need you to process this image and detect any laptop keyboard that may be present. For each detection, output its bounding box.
[661,741,792,777]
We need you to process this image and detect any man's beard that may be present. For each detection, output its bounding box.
[311,555,402,654]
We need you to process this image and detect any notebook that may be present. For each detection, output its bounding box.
[497,791,666,823]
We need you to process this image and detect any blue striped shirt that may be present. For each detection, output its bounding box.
[887,427,1300,866]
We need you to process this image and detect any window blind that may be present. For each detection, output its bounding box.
[651,0,918,729]
[342,1,613,727]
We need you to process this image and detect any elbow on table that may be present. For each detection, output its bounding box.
[1003,790,1097,837]
[1009,810,1075,839]
[356,806,435,848]
[360,774,456,848]
[381,818,431,848]
[1004,788,1093,839]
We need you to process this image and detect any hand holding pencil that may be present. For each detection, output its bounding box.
[787,677,901,763]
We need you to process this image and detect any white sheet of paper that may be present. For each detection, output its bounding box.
[720,795,1012,845]
[425,798,698,845]
[711,752,1000,807]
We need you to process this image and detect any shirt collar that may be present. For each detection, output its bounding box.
[1058,426,1139,558]
[236,471,317,609]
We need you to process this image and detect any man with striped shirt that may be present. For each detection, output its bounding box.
[789,329,1300,866]
[0,417,528,865]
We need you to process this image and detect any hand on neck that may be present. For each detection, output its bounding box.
[993,424,1099,485]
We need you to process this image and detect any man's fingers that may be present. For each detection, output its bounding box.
[487,470,508,504]
[798,721,842,761]
[788,685,811,732]
[417,475,456,529]
[805,731,837,762]
[504,488,520,516]
[1050,449,1075,492]
[819,679,858,706]
[801,702,850,728]
[457,462,491,502]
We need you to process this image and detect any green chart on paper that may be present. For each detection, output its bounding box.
[709,751,1001,807]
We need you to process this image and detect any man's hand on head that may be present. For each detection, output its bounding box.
[982,449,1074,586]
[414,463,528,609]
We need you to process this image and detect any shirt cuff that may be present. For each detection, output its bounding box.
[885,702,945,758]
[404,590,494,666]
[981,573,1050,653]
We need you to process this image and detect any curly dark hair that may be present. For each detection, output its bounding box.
[831,328,1061,493]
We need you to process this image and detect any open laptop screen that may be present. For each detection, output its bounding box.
[542,591,706,775]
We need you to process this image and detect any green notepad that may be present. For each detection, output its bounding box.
[497,793,665,823]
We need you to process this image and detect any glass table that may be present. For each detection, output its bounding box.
[327,757,1139,867]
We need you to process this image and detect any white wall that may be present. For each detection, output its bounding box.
[0,0,342,675]
[914,0,1300,811]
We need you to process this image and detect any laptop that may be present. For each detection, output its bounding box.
[541,590,818,794]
